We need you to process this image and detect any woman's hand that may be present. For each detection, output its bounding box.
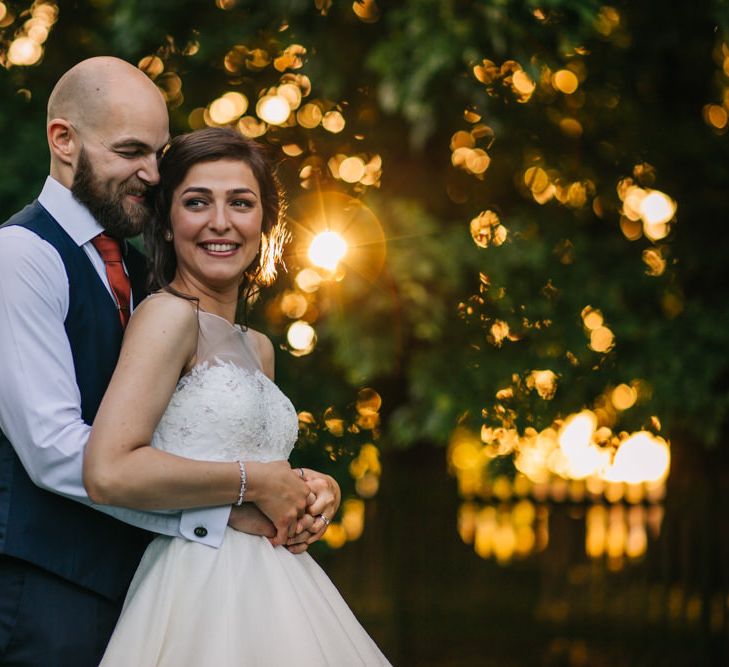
[245,460,310,546]
[284,468,341,551]
[302,468,341,523]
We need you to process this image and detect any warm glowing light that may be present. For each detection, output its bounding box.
[640,190,676,225]
[294,268,322,293]
[611,384,637,410]
[558,411,609,479]
[223,91,248,117]
[25,20,49,44]
[644,222,669,241]
[138,55,164,78]
[512,70,536,99]
[590,326,615,353]
[553,69,579,94]
[525,166,550,193]
[356,388,382,415]
[323,406,345,436]
[466,148,491,174]
[322,523,347,548]
[470,210,507,248]
[528,370,558,400]
[238,116,267,138]
[297,103,323,128]
[209,97,238,124]
[560,118,583,138]
[642,248,666,276]
[489,320,510,346]
[256,95,290,125]
[581,306,604,330]
[338,156,366,183]
[450,130,474,150]
[0,3,7,22]
[8,37,42,66]
[273,44,306,72]
[322,110,345,133]
[286,321,316,354]
[280,291,308,319]
[704,104,728,129]
[606,432,670,484]
[277,83,302,109]
[308,231,347,271]
[341,499,365,539]
[282,143,303,157]
[450,439,482,472]
[353,0,380,23]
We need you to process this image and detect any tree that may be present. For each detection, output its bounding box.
[2,0,728,472]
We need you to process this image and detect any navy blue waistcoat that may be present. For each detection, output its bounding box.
[0,201,151,600]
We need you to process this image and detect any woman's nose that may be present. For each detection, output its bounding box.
[208,205,230,231]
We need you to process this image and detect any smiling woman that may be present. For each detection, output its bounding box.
[169,159,264,300]
[83,127,391,665]
[146,127,288,304]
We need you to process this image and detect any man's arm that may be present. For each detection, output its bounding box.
[0,227,230,546]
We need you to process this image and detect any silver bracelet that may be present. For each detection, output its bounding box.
[235,460,247,506]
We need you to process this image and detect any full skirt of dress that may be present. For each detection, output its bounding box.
[100,528,391,666]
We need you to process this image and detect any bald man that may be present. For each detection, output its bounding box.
[0,57,272,666]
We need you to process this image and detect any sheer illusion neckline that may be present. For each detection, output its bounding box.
[197,308,246,333]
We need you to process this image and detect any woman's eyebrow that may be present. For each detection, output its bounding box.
[179,187,258,197]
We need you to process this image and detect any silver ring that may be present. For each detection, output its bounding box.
[297,467,305,479]
[319,513,330,526]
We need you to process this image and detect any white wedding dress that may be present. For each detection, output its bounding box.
[100,310,391,666]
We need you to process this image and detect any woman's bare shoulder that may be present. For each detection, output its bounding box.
[133,291,198,326]
[125,291,199,358]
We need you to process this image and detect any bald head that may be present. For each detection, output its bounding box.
[47,56,166,131]
[46,56,170,193]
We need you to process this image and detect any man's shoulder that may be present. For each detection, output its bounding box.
[1,200,48,231]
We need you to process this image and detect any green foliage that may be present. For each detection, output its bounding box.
[1,0,728,454]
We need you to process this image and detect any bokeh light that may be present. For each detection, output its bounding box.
[308,230,348,271]
[288,191,387,283]
[256,94,290,125]
[286,320,316,355]
[2,2,58,69]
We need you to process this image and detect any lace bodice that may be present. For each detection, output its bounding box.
[151,309,298,463]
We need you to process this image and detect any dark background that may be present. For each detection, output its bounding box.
[2,1,728,664]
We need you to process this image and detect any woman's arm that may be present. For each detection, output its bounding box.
[83,294,309,545]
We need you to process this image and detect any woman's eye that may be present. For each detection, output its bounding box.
[183,198,207,209]
[231,199,255,208]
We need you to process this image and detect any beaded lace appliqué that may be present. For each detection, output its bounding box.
[151,358,298,463]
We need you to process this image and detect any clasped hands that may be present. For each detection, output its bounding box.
[228,461,340,554]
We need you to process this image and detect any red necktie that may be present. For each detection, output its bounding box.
[91,233,131,329]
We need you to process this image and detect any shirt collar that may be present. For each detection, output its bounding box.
[37,176,104,247]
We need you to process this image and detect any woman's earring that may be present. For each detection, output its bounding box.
[164,229,173,242]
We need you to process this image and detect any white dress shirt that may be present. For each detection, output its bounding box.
[0,176,230,547]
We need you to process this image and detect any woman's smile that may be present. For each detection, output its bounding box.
[197,240,242,257]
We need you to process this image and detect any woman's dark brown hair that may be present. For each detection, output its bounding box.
[146,127,287,302]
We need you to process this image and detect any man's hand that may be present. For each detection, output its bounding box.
[285,513,316,554]
[228,504,275,539]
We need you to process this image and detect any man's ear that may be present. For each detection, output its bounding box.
[47,118,77,167]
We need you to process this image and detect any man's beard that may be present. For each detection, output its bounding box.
[71,148,152,239]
